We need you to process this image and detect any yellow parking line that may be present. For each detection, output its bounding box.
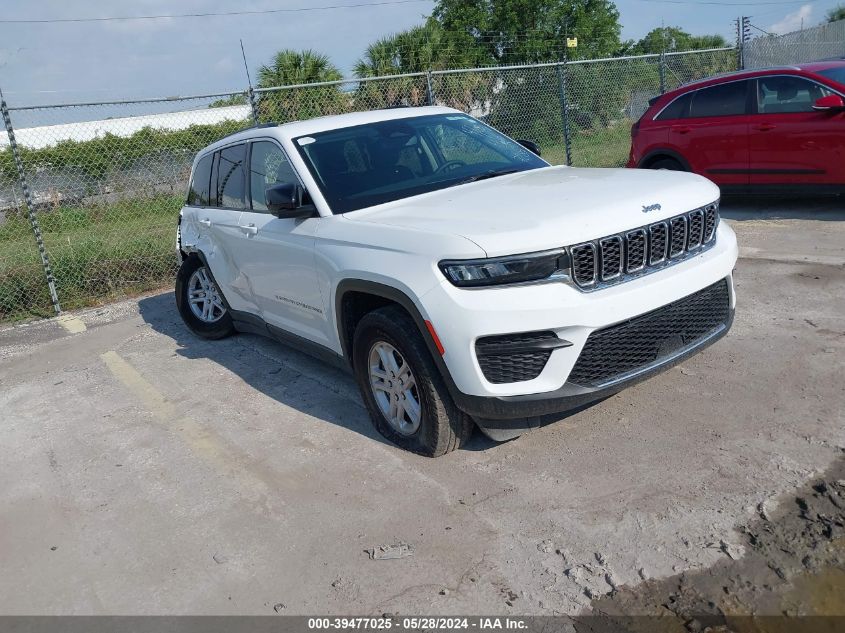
[100,350,292,499]
[101,350,173,415]
[101,350,225,461]
[56,314,87,334]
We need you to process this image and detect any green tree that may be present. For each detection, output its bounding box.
[431,0,623,62]
[632,26,728,54]
[354,22,486,76]
[353,22,492,109]
[828,5,845,21]
[256,49,349,122]
[257,49,343,86]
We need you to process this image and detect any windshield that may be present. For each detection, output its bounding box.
[293,113,547,214]
[816,66,845,88]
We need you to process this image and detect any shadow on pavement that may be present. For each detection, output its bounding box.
[137,291,502,453]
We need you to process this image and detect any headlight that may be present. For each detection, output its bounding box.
[439,249,568,288]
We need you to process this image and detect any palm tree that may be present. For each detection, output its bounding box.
[257,49,342,87]
[255,49,348,123]
[354,23,486,77]
[354,36,404,78]
[354,30,431,107]
[353,23,491,109]
[828,5,845,22]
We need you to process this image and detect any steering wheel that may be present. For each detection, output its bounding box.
[434,160,467,175]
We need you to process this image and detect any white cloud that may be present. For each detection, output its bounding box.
[768,4,813,35]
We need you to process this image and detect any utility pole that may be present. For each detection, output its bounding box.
[735,16,751,70]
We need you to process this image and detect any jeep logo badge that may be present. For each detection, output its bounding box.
[642,203,662,214]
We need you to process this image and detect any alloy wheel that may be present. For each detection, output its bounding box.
[187,267,226,323]
[368,341,422,435]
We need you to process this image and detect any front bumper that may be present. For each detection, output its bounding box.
[460,305,733,438]
[424,222,737,398]
[418,223,738,435]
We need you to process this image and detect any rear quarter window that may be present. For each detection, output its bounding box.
[187,153,213,206]
[654,92,692,121]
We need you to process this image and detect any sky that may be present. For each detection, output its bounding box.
[0,0,842,108]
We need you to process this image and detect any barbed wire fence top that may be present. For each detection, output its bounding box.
[0,29,835,322]
[744,18,845,69]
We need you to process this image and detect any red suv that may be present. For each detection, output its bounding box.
[628,61,845,193]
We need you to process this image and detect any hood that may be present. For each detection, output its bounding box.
[345,166,720,257]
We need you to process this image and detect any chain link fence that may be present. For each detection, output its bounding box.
[744,19,845,69]
[0,93,254,321]
[0,177,54,319]
[1,48,737,322]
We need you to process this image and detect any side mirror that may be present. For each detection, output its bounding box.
[812,94,845,111]
[516,139,542,157]
[265,183,314,219]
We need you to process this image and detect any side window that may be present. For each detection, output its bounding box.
[216,143,246,209]
[655,92,692,121]
[187,153,213,206]
[757,76,832,114]
[690,81,749,118]
[249,141,299,211]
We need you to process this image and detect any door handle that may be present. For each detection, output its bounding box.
[671,125,691,134]
[240,223,258,235]
[753,124,776,132]
[198,218,212,227]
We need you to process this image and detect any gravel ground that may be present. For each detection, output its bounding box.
[0,197,843,616]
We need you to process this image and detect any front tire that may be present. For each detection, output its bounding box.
[352,306,473,457]
[175,255,235,340]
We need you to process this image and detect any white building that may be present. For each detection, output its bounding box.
[0,104,252,150]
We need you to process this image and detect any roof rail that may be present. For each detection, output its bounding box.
[215,121,278,143]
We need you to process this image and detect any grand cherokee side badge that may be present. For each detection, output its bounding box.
[642,203,662,213]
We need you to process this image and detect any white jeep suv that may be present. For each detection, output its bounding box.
[175,106,738,456]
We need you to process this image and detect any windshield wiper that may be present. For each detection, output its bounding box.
[455,168,520,185]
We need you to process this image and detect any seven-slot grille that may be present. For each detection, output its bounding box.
[569,204,719,289]
[567,278,731,387]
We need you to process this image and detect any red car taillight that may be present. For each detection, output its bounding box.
[630,119,641,138]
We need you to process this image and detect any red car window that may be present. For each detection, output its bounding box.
[690,81,749,117]
[655,92,692,121]
[756,76,833,114]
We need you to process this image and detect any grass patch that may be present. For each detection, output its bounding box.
[542,121,633,168]
[0,194,182,321]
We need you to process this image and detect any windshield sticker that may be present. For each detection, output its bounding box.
[297,137,316,146]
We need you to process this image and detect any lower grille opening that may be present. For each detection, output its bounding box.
[567,279,731,388]
[476,331,557,384]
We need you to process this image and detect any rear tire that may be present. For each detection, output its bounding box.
[175,255,235,340]
[648,157,685,171]
[352,306,473,457]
